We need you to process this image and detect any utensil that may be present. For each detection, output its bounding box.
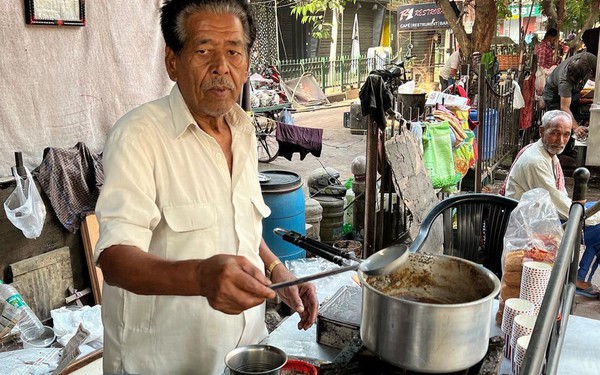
[224,345,287,375]
[268,229,408,290]
[359,253,501,373]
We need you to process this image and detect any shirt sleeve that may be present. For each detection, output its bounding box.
[450,51,460,70]
[528,162,573,220]
[94,119,161,263]
[557,72,574,99]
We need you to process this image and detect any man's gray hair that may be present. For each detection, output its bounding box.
[161,0,256,55]
[541,110,571,129]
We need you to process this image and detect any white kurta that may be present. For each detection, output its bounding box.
[94,85,271,375]
[505,139,600,226]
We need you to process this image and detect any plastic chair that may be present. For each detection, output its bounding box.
[409,193,519,279]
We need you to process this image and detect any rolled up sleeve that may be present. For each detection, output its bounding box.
[94,119,161,263]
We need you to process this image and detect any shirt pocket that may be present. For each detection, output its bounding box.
[163,204,218,259]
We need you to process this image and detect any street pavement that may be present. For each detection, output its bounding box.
[257,101,600,320]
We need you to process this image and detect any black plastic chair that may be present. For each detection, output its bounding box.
[408,193,519,280]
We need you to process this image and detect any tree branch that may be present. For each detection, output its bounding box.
[436,0,472,55]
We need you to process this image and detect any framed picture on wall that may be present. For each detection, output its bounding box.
[25,0,86,26]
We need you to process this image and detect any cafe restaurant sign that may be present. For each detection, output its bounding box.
[397,2,449,31]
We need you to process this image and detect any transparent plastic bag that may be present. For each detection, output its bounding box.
[502,188,564,268]
[496,188,563,326]
[3,166,46,239]
[277,108,294,125]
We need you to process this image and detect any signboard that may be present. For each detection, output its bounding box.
[397,3,449,31]
[506,4,541,19]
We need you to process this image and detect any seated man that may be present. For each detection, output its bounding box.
[542,52,596,142]
[502,110,600,298]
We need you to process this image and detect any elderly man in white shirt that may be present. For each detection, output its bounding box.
[504,110,600,298]
[93,1,318,374]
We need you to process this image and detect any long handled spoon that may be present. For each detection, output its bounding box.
[269,229,409,290]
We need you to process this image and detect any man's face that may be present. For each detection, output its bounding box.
[165,11,249,119]
[540,117,572,155]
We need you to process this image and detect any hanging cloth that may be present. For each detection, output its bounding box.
[275,122,323,161]
[359,75,393,130]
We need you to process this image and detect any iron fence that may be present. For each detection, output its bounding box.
[274,55,379,93]
[259,54,445,94]
[474,63,521,192]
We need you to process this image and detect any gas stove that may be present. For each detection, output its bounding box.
[318,334,504,375]
[315,286,504,375]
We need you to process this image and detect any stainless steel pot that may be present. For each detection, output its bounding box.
[358,253,501,373]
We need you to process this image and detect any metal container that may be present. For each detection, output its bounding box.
[316,285,362,349]
[225,345,287,375]
[358,253,500,373]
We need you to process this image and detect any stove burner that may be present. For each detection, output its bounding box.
[319,335,504,375]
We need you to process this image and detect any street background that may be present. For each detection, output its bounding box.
[258,102,600,320]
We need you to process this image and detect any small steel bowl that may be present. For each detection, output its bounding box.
[225,345,287,375]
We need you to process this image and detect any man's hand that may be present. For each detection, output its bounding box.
[270,265,318,330]
[197,254,276,315]
[574,125,588,139]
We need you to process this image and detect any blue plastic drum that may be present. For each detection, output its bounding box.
[260,170,306,261]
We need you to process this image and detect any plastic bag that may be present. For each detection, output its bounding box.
[277,108,294,125]
[502,188,563,267]
[495,188,563,326]
[422,121,457,190]
[3,166,46,239]
[397,80,416,94]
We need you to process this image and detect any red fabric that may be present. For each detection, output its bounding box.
[498,143,565,196]
[535,41,557,69]
[447,84,469,102]
[519,75,535,129]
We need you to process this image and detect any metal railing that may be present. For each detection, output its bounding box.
[520,167,589,374]
[272,54,445,94]
[274,55,377,93]
[474,63,520,191]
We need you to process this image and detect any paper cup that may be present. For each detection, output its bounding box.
[520,262,552,315]
[511,314,537,357]
[513,334,531,375]
[501,298,534,359]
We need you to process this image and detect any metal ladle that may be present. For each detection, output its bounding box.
[269,228,409,290]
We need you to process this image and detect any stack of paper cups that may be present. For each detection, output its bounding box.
[520,261,552,315]
[511,313,537,369]
[501,298,534,360]
[513,334,531,375]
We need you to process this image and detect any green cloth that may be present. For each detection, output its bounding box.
[422,121,457,190]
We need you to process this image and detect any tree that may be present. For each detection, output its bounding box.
[291,0,355,41]
[543,0,600,51]
[436,0,509,56]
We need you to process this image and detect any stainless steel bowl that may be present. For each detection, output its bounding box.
[225,345,287,375]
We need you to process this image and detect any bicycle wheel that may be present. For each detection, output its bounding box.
[255,116,279,163]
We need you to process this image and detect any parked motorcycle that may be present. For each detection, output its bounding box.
[369,56,413,95]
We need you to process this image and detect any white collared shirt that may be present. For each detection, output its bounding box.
[94,84,271,375]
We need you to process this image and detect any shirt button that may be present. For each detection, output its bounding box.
[216,153,222,158]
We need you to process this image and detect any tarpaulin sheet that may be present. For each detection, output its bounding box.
[281,74,330,108]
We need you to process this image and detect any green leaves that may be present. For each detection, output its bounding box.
[291,0,356,40]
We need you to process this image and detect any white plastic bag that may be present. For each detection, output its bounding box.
[397,80,416,94]
[3,166,46,239]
